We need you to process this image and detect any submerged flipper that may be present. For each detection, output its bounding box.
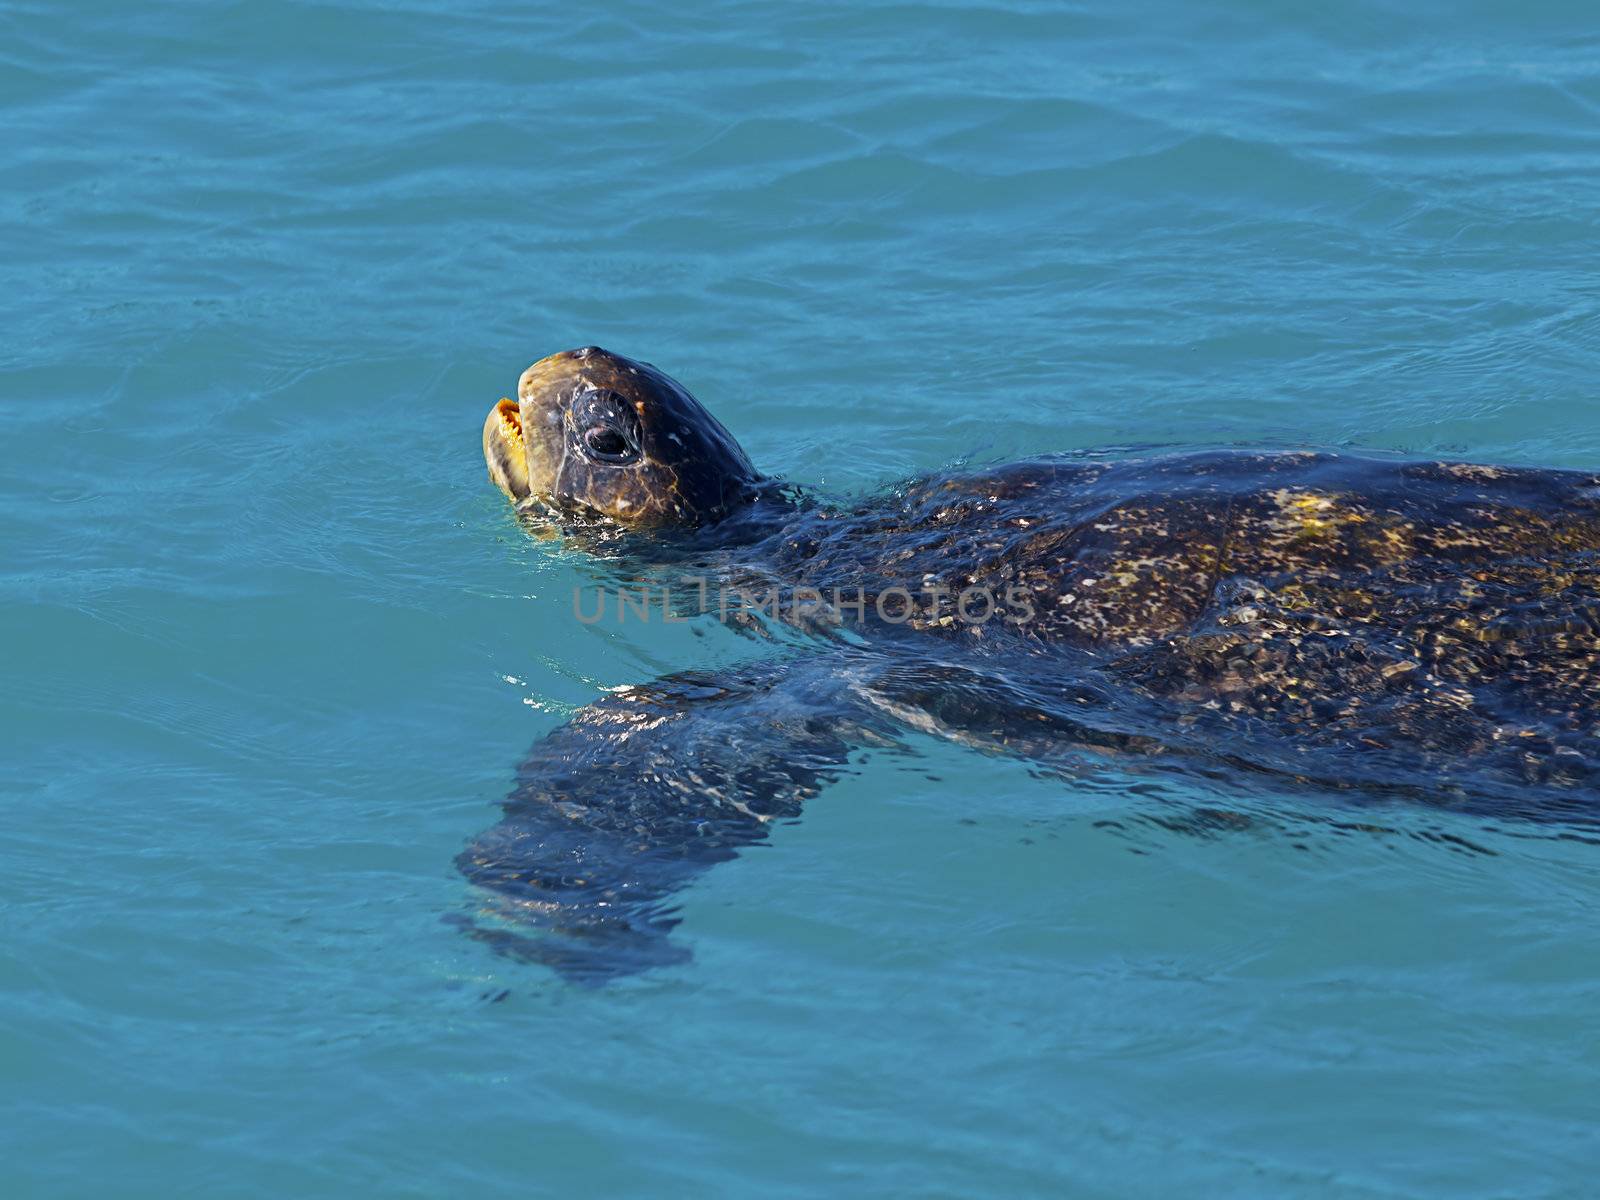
[455,654,894,983]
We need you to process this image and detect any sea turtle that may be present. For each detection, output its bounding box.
[462,345,1600,979]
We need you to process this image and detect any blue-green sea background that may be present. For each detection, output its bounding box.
[5,1,1600,1195]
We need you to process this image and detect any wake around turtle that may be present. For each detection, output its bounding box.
[462,346,1600,980]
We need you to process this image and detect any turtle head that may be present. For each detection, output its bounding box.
[483,346,763,528]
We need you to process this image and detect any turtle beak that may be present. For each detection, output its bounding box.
[483,398,532,501]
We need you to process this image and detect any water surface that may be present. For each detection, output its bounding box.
[5,1,1600,1195]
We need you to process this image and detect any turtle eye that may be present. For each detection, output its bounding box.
[570,388,642,463]
[583,424,634,462]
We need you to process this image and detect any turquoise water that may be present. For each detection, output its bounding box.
[6,0,1600,1194]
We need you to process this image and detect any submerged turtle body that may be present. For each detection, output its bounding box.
[761,451,1600,787]
[464,347,1600,980]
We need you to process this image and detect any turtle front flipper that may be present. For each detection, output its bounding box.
[454,654,896,983]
